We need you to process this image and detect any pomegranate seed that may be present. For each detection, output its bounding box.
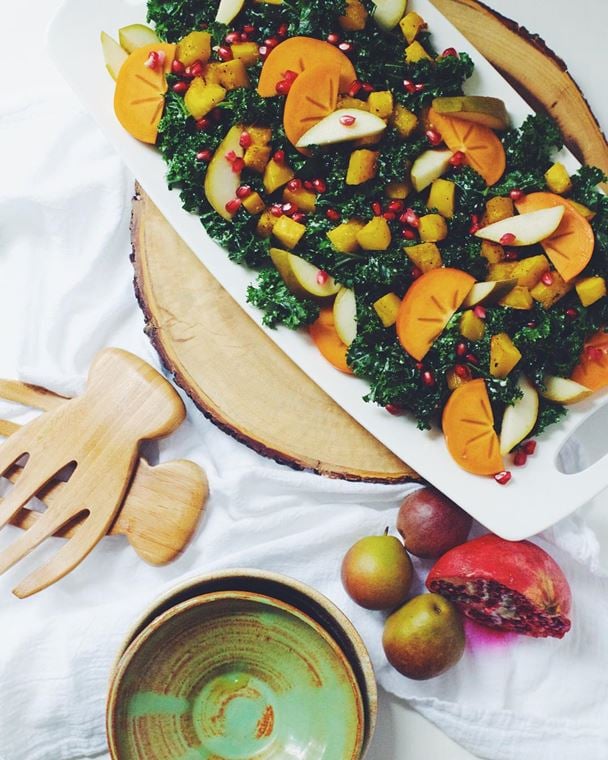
[385,403,403,416]
[231,157,245,173]
[371,201,383,216]
[196,149,212,162]
[414,83,426,93]
[277,23,289,38]
[504,249,519,261]
[172,81,189,94]
[243,24,256,35]
[190,61,204,77]
[287,179,302,192]
[171,59,186,75]
[292,212,307,223]
[338,42,354,54]
[455,342,468,357]
[259,45,269,59]
[326,208,341,221]
[283,69,299,82]
[236,185,252,199]
[273,150,286,164]
[195,117,210,131]
[454,364,470,379]
[514,450,528,467]
[402,229,416,240]
[362,82,375,93]
[327,32,341,45]
[565,307,578,319]
[500,232,516,245]
[316,270,330,285]
[276,79,292,95]
[441,47,459,58]
[144,51,160,69]
[225,198,242,214]
[523,440,537,456]
[527,321,537,329]
[411,267,422,280]
[218,46,233,61]
[510,189,525,201]
[348,80,363,97]
[240,32,250,42]
[469,214,480,234]
[383,211,397,221]
[270,204,283,217]
[403,79,417,94]
[225,150,238,163]
[388,200,404,213]
[422,371,436,387]
[303,180,314,191]
[339,114,357,126]
[426,129,442,146]
[541,271,554,286]
[225,31,240,44]
[449,151,466,167]
[465,353,479,365]
[183,65,195,79]
[587,346,604,362]
[282,202,298,216]
[264,37,279,49]
[494,470,512,485]
[473,305,487,319]
[239,130,252,148]
[404,208,419,228]
[312,178,327,193]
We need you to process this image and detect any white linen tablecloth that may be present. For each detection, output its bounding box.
[1,12,608,760]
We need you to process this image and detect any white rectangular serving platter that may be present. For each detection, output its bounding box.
[48,0,608,540]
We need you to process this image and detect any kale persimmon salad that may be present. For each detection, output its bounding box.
[102,0,608,482]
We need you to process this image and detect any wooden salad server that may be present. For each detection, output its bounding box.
[0,348,190,598]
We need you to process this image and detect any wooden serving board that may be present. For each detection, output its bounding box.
[131,0,608,483]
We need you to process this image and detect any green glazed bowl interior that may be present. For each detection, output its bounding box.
[108,591,365,760]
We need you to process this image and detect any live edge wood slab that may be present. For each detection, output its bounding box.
[131,0,608,484]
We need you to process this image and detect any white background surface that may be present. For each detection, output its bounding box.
[0,1,607,758]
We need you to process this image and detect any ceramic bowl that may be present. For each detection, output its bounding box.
[107,590,365,760]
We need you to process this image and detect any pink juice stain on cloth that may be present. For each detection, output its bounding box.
[464,618,518,652]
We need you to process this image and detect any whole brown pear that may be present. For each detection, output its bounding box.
[397,487,472,559]
[382,593,465,679]
[341,533,413,610]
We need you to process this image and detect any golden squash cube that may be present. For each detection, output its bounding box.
[247,126,272,146]
[499,286,533,310]
[373,293,402,327]
[327,220,365,253]
[184,80,226,120]
[427,178,456,218]
[282,186,317,213]
[399,12,427,44]
[356,217,392,251]
[339,0,368,31]
[368,91,394,120]
[391,104,419,139]
[336,96,369,112]
[177,31,212,66]
[576,276,607,307]
[244,145,272,173]
[405,242,442,273]
[202,62,222,85]
[531,272,572,309]
[231,42,260,67]
[256,210,278,238]
[512,254,550,289]
[419,213,448,242]
[490,333,522,378]
[346,150,379,185]
[545,162,573,195]
[386,181,411,200]
[488,261,519,281]
[483,196,514,225]
[480,240,505,264]
[242,192,265,215]
[460,310,486,342]
[405,41,432,63]
[215,59,250,90]
[273,216,306,249]
[263,158,295,194]
[446,367,471,391]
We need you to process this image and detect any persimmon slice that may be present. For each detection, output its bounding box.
[397,268,475,361]
[429,107,506,186]
[114,43,176,144]
[257,36,357,97]
[571,330,608,391]
[442,379,504,475]
[283,63,340,149]
[309,307,353,374]
[514,192,595,282]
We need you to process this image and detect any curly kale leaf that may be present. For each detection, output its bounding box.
[502,114,563,173]
[147,0,217,41]
[247,269,320,328]
[571,166,607,210]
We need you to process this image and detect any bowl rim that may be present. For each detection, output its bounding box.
[106,588,366,760]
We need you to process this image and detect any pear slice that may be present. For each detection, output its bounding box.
[462,279,517,308]
[296,110,387,148]
[475,206,565,247]
[334,288,357,346]
[118,24,160,54]
[216,0,246,25]
[372,0,407,30]
[204,125,244,220]
[432,96,509,130]
[270,248,341,300]
[410,149,454,193]
[541,376,593,405]
[500,376,539,455]
[101,31,128,81]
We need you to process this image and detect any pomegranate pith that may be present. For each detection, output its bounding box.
[426,534,572,639]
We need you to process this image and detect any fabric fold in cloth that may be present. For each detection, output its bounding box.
[1,81,608,760]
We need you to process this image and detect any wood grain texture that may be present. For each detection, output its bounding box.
[131,0,608,483]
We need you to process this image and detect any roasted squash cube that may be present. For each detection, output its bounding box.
[244,144,272,173]
[512,254,550,289]
[460,310,486,342]
[247,126,272,146]
[499,286,533,310]
[273,216,306,249]
[399,12,427,44]
[242,192,265,215]
[531,272,572,309]
[256,210,278,238]
[263,158,295,193]
[483,196,514,225]
[427,178,456,218]
[203,62,223,85]
[282,186,317,213]
[386,181,411,200]
[488,261,519,281]
[545,162,573,195]
[405,41,432,63]
[336,96,369,112]
[368,91,394,120]
[184,79,226,119]
[480,240,505,264]
[346,149,379,185]
[446,367,471,391]
[356,217,392,250]
[231,42,260,67]
[327,220,365,253]
[339,0,368,31]
[576,276,607,307]
[177,31,212,66]
[373,293,402,327]
[419,213,448,242]
[490,333,522,378]
[391,104,419,139]
[405,242,442,272]
[215,59,250,90]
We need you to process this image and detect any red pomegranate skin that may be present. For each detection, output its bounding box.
[426,534,572,639]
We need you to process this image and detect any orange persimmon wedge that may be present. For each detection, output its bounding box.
[571,330,608,391]
[257,36,357,97]
[283,62,340,149]
[397,268,475,361]
[309,307,353,374]
[114,43,176,144]
[429,107,506,186]
[442,379,504,475]
[514,192,595,282]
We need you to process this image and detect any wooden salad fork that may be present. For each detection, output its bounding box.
[0,348,203,598]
